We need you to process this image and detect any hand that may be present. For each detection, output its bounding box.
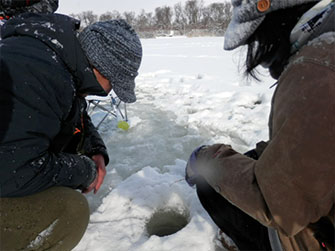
[83,154,106,194]
[185,145,207,186]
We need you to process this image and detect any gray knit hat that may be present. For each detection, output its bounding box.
[224,0,320,50]
[79,19,142,103]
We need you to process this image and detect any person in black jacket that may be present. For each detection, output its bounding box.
[0,13,142,250]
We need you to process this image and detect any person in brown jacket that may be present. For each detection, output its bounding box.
[186,0,335,250]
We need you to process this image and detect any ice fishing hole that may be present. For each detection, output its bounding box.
[146,209,190,237]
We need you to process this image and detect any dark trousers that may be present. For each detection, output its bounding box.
[196,176,272,251]
[0,187,89,251]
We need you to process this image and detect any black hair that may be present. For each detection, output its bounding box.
[245,2,318,80]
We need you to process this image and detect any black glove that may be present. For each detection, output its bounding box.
[185,145,207,187]
[78,155,97,190]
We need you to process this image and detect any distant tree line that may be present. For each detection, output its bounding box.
[70,0,232,38]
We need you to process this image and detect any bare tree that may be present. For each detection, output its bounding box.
[154,6,173,30]
[173,2,187,32]
[99,10,122,21]
[71,1,232,37]
[184,0,204,27]
[136,10,155,31]
[221,2,232,30]
[205,2,232,31]
[136,10,148,30]
[201,6,212,28]
[76,11,98,28]
[145,12,155,30]
[123,11,136,26]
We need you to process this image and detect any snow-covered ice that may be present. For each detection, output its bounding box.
[75,37,275,251]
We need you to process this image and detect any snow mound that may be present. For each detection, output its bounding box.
[75,164,218,251]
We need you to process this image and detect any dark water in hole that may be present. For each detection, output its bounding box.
[146,209,190,237]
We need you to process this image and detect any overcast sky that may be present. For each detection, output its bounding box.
[57,0,222,15]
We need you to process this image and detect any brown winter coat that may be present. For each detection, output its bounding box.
[196,33,335,250]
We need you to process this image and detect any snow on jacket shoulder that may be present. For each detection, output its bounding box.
[0,19,5,38]
[196,33,335,250]
[0,13,108,197]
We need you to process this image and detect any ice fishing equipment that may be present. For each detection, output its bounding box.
[111,96,130,131]
[87,93,129,130]
[117,120,130,131]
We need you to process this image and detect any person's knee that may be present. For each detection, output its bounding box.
[26,187,90,250]
[58,186,90,220]
[64,187,90,235]
[0,187,90,251]
[48,187,90,250]
[43,186,90,226]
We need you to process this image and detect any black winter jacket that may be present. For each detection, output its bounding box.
[0,13,109,197]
